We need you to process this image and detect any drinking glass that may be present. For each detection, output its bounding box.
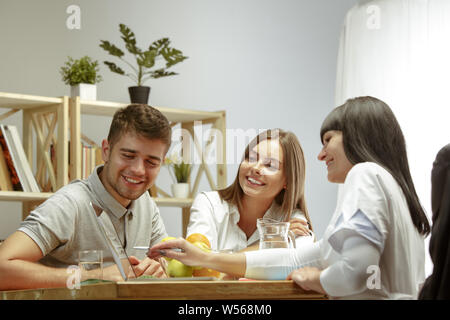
[78,250,103,280]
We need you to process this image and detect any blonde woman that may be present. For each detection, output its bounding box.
[186,129,314,253]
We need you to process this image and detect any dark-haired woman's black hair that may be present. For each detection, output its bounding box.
[320,96,430,236]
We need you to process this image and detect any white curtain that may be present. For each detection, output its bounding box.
[335,0,450,276]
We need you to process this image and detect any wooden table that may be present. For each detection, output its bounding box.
[0,280,327,300]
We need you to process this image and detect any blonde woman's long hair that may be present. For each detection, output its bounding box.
[218,129,312,227]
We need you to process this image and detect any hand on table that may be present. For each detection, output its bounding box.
[98,256,167,281]
[128,256,167,278]
[286,267,326,294]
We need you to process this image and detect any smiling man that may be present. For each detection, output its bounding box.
[0,104,172,290]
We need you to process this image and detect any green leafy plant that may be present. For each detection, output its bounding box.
[99,24,188,86]
[60,56,102,86]
[165,153,192,183]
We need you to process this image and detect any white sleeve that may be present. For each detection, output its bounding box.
[244,240,323,280]
[295,234,315,247]
[328,209,384,252]
[334,163,390,248]
[320,235,381,297]
[186,193,218,249]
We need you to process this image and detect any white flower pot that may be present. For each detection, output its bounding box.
[171,183,190,198]
[71,83,97,100]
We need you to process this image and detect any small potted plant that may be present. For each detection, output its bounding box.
[60,56,102,100]
[100,23,188,104]
[165,152,192,198]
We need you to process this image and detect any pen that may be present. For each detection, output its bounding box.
[133,246,184,252]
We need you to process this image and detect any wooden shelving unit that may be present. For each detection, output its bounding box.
[0,92,69,218]
[0,92,227,236]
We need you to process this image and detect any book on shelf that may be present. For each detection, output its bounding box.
[48,141,103,186]
[0,125,22,191]
[0,124,40,193]
[0,143,14,191]
[7,125,41,192]
[81,143,103,179]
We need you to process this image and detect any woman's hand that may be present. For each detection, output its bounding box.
[148,238,247,278]
[289,218,311,237]
[147,238,209,267]
[286,267,326,294]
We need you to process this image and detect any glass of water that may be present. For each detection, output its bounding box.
[78,250,103,280]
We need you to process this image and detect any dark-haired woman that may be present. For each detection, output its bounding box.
[149,97,430,299]
[186,129,314,253]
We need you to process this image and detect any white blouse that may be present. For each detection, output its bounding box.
[245,162,426,299]
[186,191,314,252]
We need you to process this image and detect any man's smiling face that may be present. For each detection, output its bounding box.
[99,132,166,207]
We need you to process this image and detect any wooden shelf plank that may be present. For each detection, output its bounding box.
[0,191,192,207]
[0,93,223,123]
[78,99,223,122]
[0,92,63,109]
[154,197,193,207]
[0,191,53,201]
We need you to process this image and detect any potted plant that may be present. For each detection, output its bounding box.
[165,152,192,198]
[60,56,102,100]
[100,23,188,104]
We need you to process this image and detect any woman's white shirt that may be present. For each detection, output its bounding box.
[322,162,425,299]
[186,191,314,252]
[244,162,426,299]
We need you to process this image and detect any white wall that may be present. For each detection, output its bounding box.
[0,0,358,240]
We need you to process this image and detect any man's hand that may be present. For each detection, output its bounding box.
[128,256,167,278]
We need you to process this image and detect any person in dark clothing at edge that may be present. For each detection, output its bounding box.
[419,143,450,299]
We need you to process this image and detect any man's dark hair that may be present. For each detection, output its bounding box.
[107,104,172,152]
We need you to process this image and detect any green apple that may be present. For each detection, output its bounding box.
[167,259,193,277]
[160,236,176,262]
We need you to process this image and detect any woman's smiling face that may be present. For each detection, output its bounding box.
[238,139,286,200]
[317,130,354,183]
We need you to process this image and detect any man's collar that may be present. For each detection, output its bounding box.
[88,165,132,219]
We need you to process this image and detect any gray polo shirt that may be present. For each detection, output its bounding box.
[19,165,168,268]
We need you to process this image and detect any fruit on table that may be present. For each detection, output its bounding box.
[192,241,210,252]
[161,236,176,242]
[166,259,193,277]
[163,233,214,278]
[190,240,220,277]
[186,233,211,248]
[193,267,221,278]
